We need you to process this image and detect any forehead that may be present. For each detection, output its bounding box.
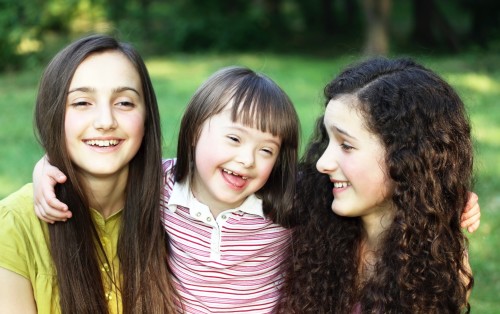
[324,97,364,128]
[325,97,385,150]
[69,51,141,90]
[208,108,282,144]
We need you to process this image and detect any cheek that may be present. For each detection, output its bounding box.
[64,111,83,142]
[194,134,211,158]
[130,117,145,140]
[360,157,393,201]
[259,156,279,182]
[121,113,146,148]
[193,136,220,180]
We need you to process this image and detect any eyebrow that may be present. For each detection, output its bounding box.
[324,120,358,141]
[229,125,282,147]
[68,86,141,96]
[335,126,358,140]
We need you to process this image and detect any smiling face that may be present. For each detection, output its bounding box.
[191,107,281,216]
[316,96,394,222]
[64,51,146,183]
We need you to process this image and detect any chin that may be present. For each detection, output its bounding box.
[331,204,355,218]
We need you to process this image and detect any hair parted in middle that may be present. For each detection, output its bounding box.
[175,66,300,225]
[35,34,179,313]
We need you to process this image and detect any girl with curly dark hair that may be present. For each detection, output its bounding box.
[280,57,474,313]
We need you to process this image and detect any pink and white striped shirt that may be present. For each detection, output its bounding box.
[160,159,291,313]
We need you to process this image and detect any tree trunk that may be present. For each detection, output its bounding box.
[362,0,391,56]
[321,0,335,36]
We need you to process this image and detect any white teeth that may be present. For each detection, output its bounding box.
[223,169,248,180]
[85,139,119,147]
[333,181,351,188]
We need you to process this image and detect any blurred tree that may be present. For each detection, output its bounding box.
[0,0,44,70]
[0,0,95,71]
[1,0,499,72]
[287,0,362,50]
[411,0,460,51]
[460,0,500,48]
[362,0,391,55]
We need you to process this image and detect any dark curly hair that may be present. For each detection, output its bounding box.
[280,57,474,313]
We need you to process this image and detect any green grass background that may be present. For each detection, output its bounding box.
[0,52,498,312]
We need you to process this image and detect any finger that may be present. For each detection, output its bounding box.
[461,212,480,229]
[46,197,69,212]
[34,191,71,222]
[46,166,67,184]
[461,203,480,221]
[41,175,68,212]
[34,204,55,224]
[467,220,480,233]
[463,192,479,213]
[40,204,70,222]
[43,168,69,212]
[42,196,71,220]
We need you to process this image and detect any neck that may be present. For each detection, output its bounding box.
[360,203,395,250]
[358,204,395,275]
[190,175,245,218]
[78,170,128,219]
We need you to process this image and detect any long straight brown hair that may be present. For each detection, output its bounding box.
[35,34,179,313]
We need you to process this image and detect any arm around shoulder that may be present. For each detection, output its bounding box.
[0,267,37,314]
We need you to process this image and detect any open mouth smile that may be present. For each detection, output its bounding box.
[84,139,120,147]
[333,181,351,188]
[222,168,248,180]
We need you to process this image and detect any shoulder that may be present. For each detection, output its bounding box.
[162,158,176,175]
[0,184,48,279]
[162,158,177,184]
[0,183,45,243]
[0,184,35,219]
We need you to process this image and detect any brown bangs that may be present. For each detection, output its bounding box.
[228,74,299,146]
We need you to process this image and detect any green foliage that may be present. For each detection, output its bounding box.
[113,0,287,53]
[0,0,99,70]
[2,0,500,70]
[0,1,31,70]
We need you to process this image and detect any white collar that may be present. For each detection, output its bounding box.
[167,179,265,218]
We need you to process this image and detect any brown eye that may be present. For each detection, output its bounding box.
[340,143,354,151]
[227,135,239,143]
[261,148,274,156]
[116,101,134,107]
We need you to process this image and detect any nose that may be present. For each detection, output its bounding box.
[236,146,255,168]
[316,143,338,174]
[93,103,117,130]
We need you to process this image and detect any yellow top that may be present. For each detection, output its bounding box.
[0,183,122,313]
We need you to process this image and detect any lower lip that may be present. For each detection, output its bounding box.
[332,184,350,195]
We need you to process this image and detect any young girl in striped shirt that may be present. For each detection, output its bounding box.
[33,65,480,313]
